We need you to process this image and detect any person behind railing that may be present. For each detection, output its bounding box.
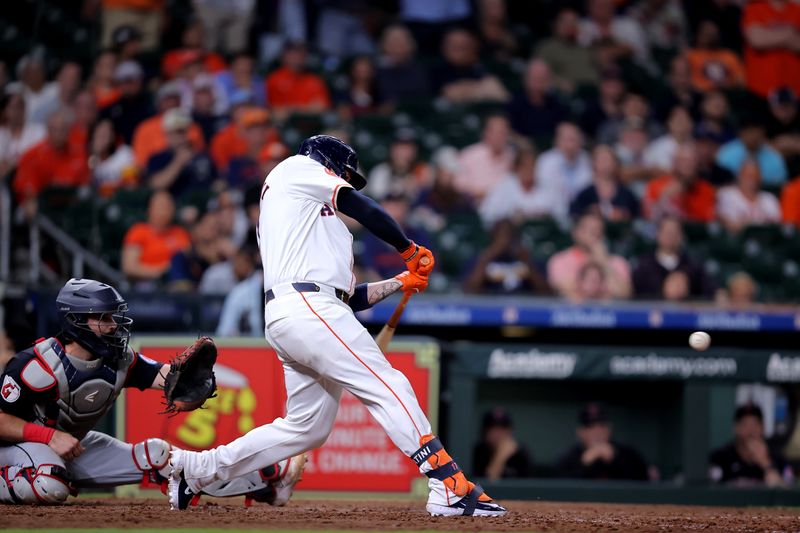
[12,107,89,219]
[709,403,788,487]
[215,246,262,336]
[0,90,45,180]
[472,408,532,482]
[555,402,652,481]
[121,190,190,286]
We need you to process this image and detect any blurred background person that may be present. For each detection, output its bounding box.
[366,129,430,201]
[146,108,216,200]
[547,213,632,300]
[716,116,788,187]
[0,90,45,179]
[464,220,550,295]
[456,113,514,204]
[536,8,600,94]
[556,403,652,481]
[717,160,782,233]
[88,118,137,197]
[121,190,190,284]
[632,216,716,301]
[570,144,640,222]
[431,28,509,104]
[375,24,431,107]
[215,246,263,336]
[480,144,555,228]
[535,122,592,216]
[644,144,716,222]
[709,404,787,487]
[472,408,533,481]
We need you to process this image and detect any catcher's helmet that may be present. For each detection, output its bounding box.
[56,278,133,363]
[298,135,367,190]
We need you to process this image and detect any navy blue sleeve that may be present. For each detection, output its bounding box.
[348,283,371,312]
[0,350,56,421]
[125,352,165,390]
[337,188,412,252]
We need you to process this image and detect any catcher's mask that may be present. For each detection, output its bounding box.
[56,278,133,363]
[298,134,367,190]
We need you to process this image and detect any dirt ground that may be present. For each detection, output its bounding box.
[4,499,800,532]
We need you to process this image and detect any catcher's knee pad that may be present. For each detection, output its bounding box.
[132,438,171,472]
[412,435,474,498]
[1,465,71,504]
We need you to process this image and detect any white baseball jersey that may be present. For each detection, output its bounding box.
[258,155,356,293]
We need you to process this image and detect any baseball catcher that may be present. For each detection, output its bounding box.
[0,278,305,505]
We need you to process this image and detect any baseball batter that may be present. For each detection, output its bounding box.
[169,135,507,517]
[0,278,304,506]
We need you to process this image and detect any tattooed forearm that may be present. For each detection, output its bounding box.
[367,279,402,305]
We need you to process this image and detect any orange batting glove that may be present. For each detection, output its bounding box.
[394,270,429,293]
[399,242,435,276]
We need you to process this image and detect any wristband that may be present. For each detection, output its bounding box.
[400,242,418,261]
[23,423,55,444]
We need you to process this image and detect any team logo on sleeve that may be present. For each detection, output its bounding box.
[1,376,21,403]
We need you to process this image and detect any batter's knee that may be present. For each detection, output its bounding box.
[0,465,71,504]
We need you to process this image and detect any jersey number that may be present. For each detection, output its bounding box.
[320,205,334,217]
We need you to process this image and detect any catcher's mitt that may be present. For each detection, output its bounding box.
[163,336,217,414]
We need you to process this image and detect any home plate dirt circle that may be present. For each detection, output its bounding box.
[4,499,800,532]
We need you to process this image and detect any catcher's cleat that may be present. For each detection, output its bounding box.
[269,453,307,506]
[167,462,196,511]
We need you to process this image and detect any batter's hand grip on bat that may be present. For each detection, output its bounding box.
[400,242,435,277]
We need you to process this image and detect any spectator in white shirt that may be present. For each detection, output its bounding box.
[479,144,556,227]
[535,122,592,217]
[644,106,693,172]
[88,118,136,197]
[0,91,45,178]
[456,113,515,203]
[717,160,782,233]
[215,248,264,336]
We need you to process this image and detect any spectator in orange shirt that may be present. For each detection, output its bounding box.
[12,107,89,212]
[265,42,331,119]
[88,51,121,109]
[161,20,227,80]
[121,190,190,282]
[210,100,278,171]
[742,0,800,98]
[68,90,98,152]
[131,81,205,168]
[780,176,800,227]
[685,20,746,92]
[224,108,274,188]
[644,144,716,222]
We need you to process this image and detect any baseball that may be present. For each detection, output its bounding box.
[689,331,711,351]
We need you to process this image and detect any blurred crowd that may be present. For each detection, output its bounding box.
[476,402,794,487]
[3,0,800,311]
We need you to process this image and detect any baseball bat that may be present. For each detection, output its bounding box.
[375,291,411,353]
[374,256,430,352]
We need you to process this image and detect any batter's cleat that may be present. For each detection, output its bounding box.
[167,463,196,511]
[426,486,508,517]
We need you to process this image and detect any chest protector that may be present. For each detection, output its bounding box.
[32,338,134,439]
